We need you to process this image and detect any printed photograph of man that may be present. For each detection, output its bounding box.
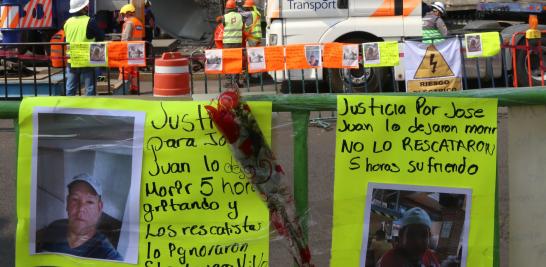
[247,47,266,72]
[465,35,483,57]
[128,43,145,65]
[90,43,106,64]
[305,45,322,67]
[206,49,223,71]
[361,183,471,267]
[364,43,380,64]
[342,44,359,68]
[31,109,144,264]
[36,173,122,260]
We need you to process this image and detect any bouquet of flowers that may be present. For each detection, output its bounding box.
[205,90,313,267]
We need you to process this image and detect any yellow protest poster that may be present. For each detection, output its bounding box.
[70,42,109,68]
[363,41,399,67]
[465,32,501,58]
[16,97,270,266]
[331,95,497,267]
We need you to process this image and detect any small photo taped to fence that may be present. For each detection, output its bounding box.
[127,42,145,65]
[360,183,471,267]
[342,44,359,68]
[205,49,223,72]
[89,43,106,65]
[465,34,483,57]
[305,45,322,67]
[29,107,145,264]
[363,42,380,64]
[247,47,266,72]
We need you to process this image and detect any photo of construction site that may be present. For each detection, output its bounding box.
[361,183,471,267]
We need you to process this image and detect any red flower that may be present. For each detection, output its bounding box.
[238,138,254,156]
[218,90,240,111]
[275,164,285,175]
[205,105,240,143]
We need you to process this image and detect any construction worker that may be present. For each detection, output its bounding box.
[119,3,145,94]
[222,0,244,87]
[64,0,105,96]
[235,0,245,12]
[243,0,262,47]
[422,1,448,44]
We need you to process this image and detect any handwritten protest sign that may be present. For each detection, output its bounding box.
[330,96,497,267]
[108,41,146,67]
[16,97,270,267]
[363,41,399,67]
[69,42,109,68]
[285,44,310,70]
[264,46,285,71]
[465,32,501,58]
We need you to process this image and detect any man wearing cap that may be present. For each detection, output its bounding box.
[377,207,441,267]
[64,0,105,96]
[36,173,122,261]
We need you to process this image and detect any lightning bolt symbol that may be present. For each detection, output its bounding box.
[430,53,438,73]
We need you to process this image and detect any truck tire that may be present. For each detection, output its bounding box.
[514,37,546,87]
[324,38,393,93]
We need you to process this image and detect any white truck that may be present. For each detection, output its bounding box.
[264,0,546,91]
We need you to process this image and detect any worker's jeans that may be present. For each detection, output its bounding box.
[65,64,96,96]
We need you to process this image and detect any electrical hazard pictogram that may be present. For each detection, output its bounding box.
[414,45,454,79]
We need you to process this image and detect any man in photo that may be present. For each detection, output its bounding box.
[36,173,122,261]
[308,54,319,67]
[365,44,379,61]
[467,35,481,53]
[377,207,441,267]
[90,44,105,62]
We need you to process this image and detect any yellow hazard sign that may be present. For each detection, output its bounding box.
[414,45,455,78]
[404,38,463,92]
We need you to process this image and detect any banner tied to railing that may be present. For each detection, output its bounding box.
[69,41,146,68]
[204,41,401,74]
[405,38,463,92]
[464,32,501,58]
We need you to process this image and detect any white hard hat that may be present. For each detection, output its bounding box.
[431,1,446,15]
[69,0,89,13]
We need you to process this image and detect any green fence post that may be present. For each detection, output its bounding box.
[292,111,310,244]
[0,102,21,119]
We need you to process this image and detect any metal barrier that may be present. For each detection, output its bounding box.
[0,41,155,100]
[1,33,545,100]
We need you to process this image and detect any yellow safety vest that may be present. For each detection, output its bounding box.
[223,12,243,44]
[249,9,262,40]
[64,15,94,62]
[64,15,94,43]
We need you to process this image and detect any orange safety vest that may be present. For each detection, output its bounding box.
[50,29,67,68]
[124,17,145,41]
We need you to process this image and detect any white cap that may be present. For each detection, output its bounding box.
[69,0,89,14]
[68,173,102,196]
[431,2,446,15]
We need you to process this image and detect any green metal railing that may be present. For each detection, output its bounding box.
[4,87,546,265]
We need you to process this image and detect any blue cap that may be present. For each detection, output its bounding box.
[400,207,432,228]
[68,173,102,196]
